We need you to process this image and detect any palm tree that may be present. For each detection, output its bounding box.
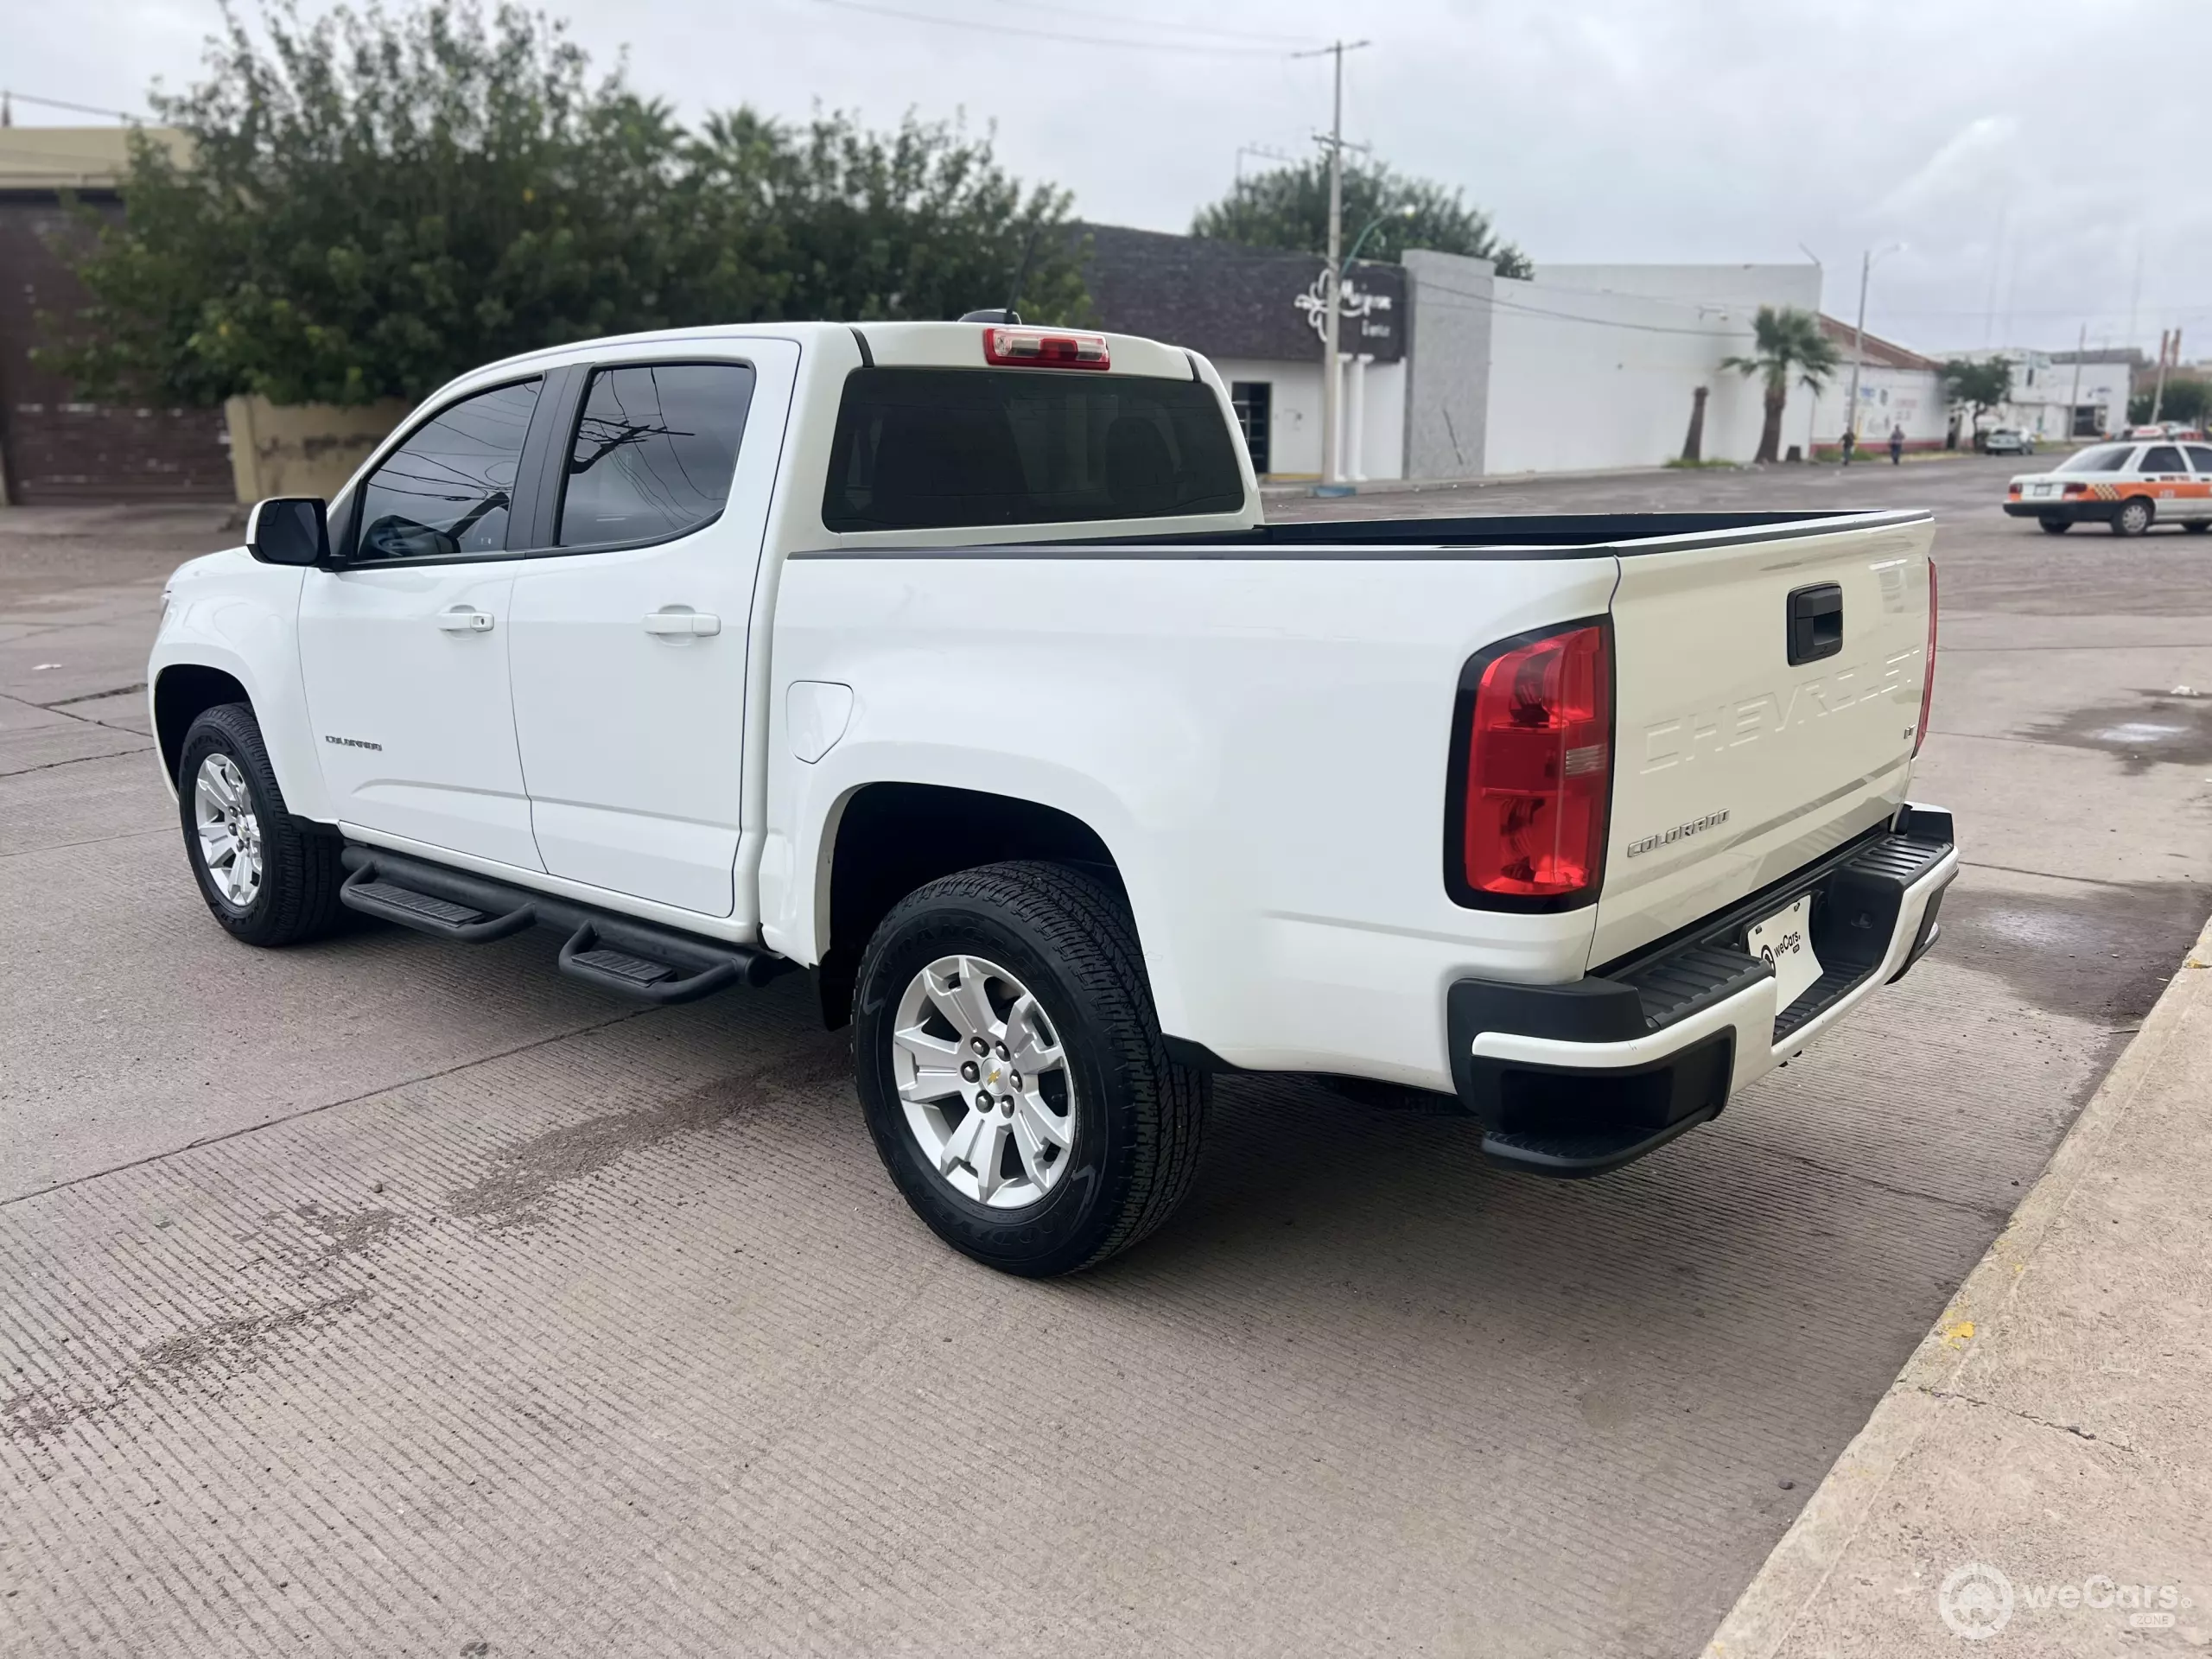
[1724,306,1840,464]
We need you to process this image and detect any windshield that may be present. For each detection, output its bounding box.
[2053,444,2137,474]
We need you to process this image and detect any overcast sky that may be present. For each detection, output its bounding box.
[12,0,2209,356]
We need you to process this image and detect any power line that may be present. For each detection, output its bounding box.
[972,0,1315,47]
[809,0,1297,54]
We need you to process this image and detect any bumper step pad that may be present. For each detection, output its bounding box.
[1450,816,1956,1178]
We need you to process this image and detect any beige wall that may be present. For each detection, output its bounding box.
[224,395,407,504]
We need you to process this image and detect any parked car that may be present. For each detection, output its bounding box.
[1983,427,2035,455]
[2005,437,2212,535]
[149,319,1956,1276]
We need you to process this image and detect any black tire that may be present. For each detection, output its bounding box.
[2112,498,2154,536]
[852,861,1206,1277]
[2184,521,2210,535]
[2037,515,2071,534]
[176,702,346,947]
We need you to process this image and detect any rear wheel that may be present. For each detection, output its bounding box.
[177,703,346,946]
[2037,515,2071,534]
[2112,498,2154,536]
[851,861,1206,1277]
[2184,521,2210,536]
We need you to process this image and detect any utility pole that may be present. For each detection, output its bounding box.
[2152,328,2178,425]
[1843,244,1904,463]
[2066,321,2086,442]
[1295,39,1368,493]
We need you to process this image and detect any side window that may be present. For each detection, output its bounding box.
[2186,446,2212,474]
[354,378,542,561]
[2140,445,2184,474]
[556,362,757,548]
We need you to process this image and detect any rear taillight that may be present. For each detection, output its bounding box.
[2006,483,2022,499]
[2063,481,2089,499]
[1914,560,1938,756]
[982,327,1110,370]
[1454,623,1612,902]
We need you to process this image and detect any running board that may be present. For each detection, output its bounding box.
[338,848,788,1004]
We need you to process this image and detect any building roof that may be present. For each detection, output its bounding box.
[1818,314,1940,372]
[2050,347,2146,367]
[1075,222,1404,365]
[0,125,190,193]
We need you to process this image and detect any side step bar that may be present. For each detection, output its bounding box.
[338,848,789,1006]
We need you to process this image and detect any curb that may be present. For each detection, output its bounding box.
[1702,918,2212,1658]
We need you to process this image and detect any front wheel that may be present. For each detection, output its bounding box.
[2038,515,2071,534]
[2112,498,2154,536]
[177,702,346,946]
[852,861,1207,1277]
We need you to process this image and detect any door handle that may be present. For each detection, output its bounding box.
[643,609,721,637]
[435,607,495,633]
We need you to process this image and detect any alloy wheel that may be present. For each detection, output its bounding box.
[890,954,1077,1208]
[193,752,264,907]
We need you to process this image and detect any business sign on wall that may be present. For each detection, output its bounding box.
[1077,224,1409,366]
[1294,270,1399,358]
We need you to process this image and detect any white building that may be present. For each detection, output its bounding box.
[1082,226,1846,481]
[1955,347,2133,442]
[1802,317,1948,456]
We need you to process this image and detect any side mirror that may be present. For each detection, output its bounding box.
[245,497,331,566]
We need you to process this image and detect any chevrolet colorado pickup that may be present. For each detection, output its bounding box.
[150,318,1955,1276]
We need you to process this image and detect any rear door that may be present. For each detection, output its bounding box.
[1591,516,1935,965]
[505,340,798,916]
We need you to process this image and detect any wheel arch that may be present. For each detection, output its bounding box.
[153,664,252,785]
[812,781,1128,1029]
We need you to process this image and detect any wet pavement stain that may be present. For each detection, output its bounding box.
[447,1044,849,1232]
[1938,876,2212,1024]
[2022,689,2212,775]
[3,1288,370,1447]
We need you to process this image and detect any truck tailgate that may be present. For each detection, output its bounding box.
[1591,513,1935,967]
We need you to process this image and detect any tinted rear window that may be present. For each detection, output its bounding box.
[2056,444,2137,474]
[822,368,1245,532]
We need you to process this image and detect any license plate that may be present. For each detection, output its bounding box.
[2031,483,2056,498]
[1746,894,1822,1012]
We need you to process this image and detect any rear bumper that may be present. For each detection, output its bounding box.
[2004,499,2111,523]
[1447,805,1958,1178]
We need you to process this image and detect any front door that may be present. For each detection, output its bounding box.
[298,376,547,871]
[507,342,797,915]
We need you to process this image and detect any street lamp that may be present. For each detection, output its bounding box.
[1844,242,1905,463]
[1343,202,1417,272]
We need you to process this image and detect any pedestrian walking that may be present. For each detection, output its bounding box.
[1840,427,1856,466]
[1889,423,1905,466]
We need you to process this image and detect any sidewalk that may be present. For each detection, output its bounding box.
[1706,918,2212,1656]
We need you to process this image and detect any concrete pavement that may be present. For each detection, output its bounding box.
[1706,912,2212,1656]
[3,461,2209,1656]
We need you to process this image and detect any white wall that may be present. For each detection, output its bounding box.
[1481,276,1775,474]
[1209,354,1406,481]
[1211,357,1322,478]
[1802,365,1949,452]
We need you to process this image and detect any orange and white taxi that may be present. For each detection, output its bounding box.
[2005,437,2212,535]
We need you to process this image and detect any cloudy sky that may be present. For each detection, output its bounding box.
[12,0,2209,356]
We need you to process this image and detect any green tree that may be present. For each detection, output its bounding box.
[683,108,1088,329]
[41,0,1087,407]
[1941,358,2013,441]
[2127,378,2209,428]
[1722,305,1840,464]
[1191,158,1531,279]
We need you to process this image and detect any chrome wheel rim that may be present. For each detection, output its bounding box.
[193,753,263,908]
[892,954,1076,1209]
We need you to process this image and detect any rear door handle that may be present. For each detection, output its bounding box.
[644,609,721,637]
[435,607,494,633]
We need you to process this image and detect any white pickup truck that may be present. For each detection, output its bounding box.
[150,318,1956,1276]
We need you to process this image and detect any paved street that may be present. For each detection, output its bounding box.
[3,457,2208,1657]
